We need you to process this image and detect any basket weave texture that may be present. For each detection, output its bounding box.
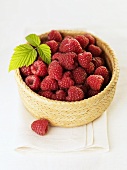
[15,30,119,127]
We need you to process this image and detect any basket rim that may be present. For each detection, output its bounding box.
[15,30,119,106]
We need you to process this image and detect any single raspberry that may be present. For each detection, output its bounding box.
[94,66,109,78]
[59,37,83,54]
[78,52,92,68]
[92,57,105,68]
[88,44,102,56]
[31,60,48,77]
[66,86,84,101]
[38,90,53,99]
[58,76,74,89]
[56,90,66,101]
[85,62,95,75]
[52,52,77,70]
[72,67,87,84]
[84,33,95,44]
[87,75,104,90]
[40,76,58,91]
[94,66,110,85]
[46,40,58,54]
[31,119,49,136]
[48,60,63,80]
[87,89,100,98]
[75,35,89,48]
[20,66,32,76]
[63,71,73,79]
[25,75,41,91]
[48,30,62,42]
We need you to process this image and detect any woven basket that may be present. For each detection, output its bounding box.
[15,30,119,127]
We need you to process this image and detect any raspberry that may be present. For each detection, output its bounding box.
[48,60,63,80]
[78,52,92,68]
[48,30,62,42]
[52,52,77,70]
[94,66,110,85]
[88,44,102,56]
[59,37,83,54]
[66,86,84,101]
[87,75,104,90]
[40,76,58,91]
[92,57,105,68]
[58,76,74,89]
[25,75,40,91]
[63,71,73,79]
[31,60,48,77]
[31,119,49,136]
[87,89,100,98]
[75,35,89,48]
[46,40,58,54]
[72,67,87,84]
[84,33,95,44]
[56,90,66,101]
[20,66,32,76]
[85,62,95,75]
[38,90,53,99]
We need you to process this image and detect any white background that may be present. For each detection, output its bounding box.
[0,0,127,169]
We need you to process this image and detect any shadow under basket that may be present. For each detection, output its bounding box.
[15,30,119,127]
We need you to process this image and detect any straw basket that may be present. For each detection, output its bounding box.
[15,30,119,127]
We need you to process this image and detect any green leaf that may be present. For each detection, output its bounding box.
[25,34,40,47]
[37,44,51,64]
[8,44,37,72]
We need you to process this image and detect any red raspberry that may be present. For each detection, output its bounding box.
[46,40,58,54]
[88,44,102,56]
[40,76,58,91]
[66,86,84,101]
[87,89,100,98]
[48,60,63,80]
[72,67,87,84]
[31,60,48,77]
[63,71,73,79]
[84,33,95,44]
[38,90,53,99]
[92,57,105,68]
[20,66,32,76]
[94,66,110,85]
[75,35,89,48]
[59,37,83,54]
[85,62,95,75]
[52,52,77,70]
[56,90,66,101]
[87,75,104,90]
[78,52,92,68]
[48,30,62,42]
[25,75,40,91]
[31,119,49,136]
[58,76,74,89]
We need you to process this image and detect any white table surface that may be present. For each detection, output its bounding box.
[0,0,127,169]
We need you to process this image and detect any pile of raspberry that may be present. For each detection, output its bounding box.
[20,30,110,102]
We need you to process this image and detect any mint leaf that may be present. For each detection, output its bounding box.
[25,34,40,47]
[37,44,51,64]
[8,44,37,72]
